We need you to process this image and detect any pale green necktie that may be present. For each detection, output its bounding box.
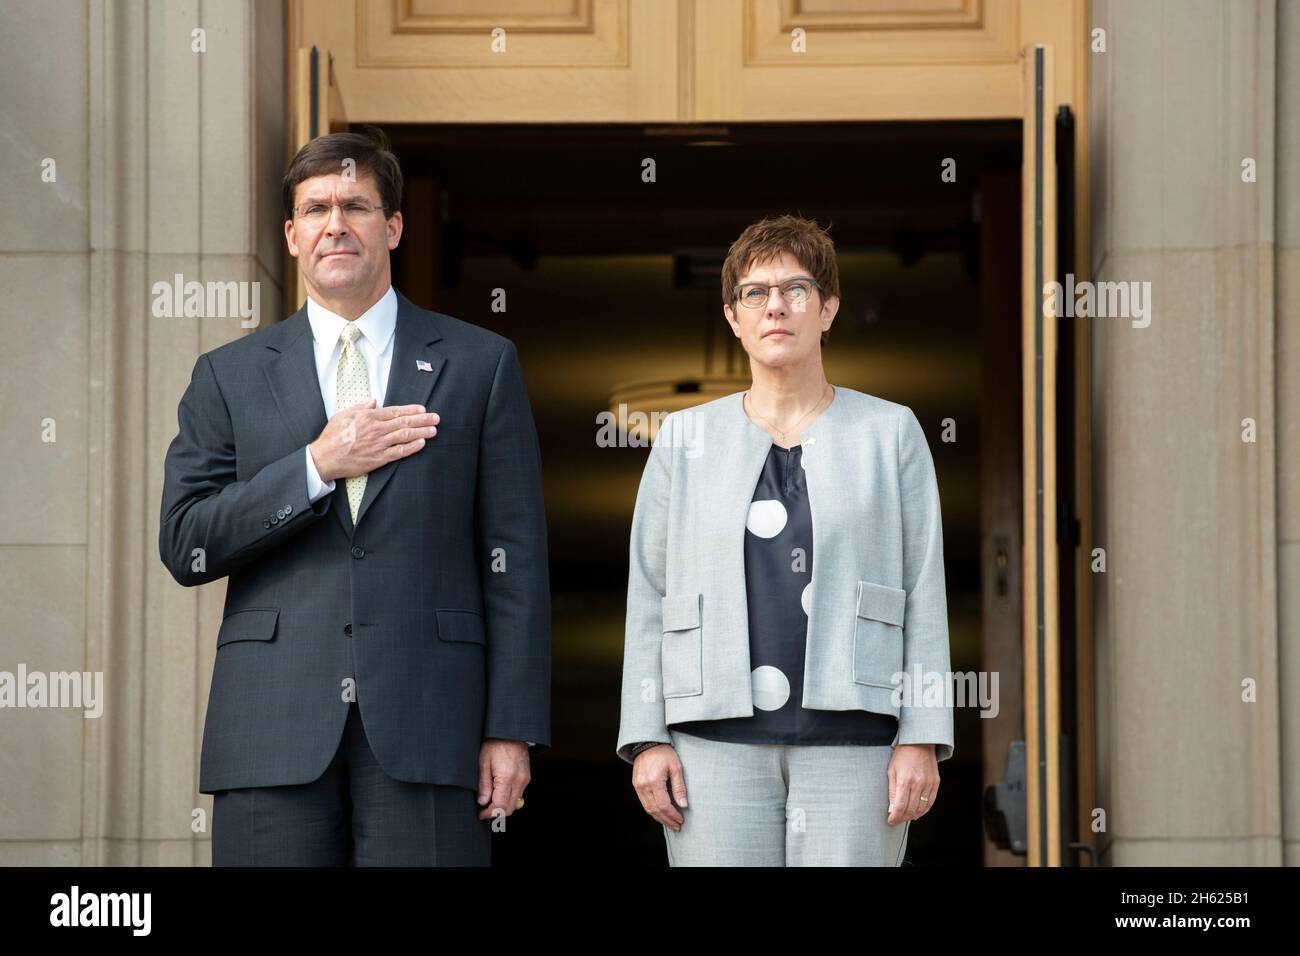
[336,322,371,522]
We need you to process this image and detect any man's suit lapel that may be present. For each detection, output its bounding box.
[262,304,355,536]
[263,306,354,538]
[352,292,446,530]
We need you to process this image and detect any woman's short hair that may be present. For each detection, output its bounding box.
[282,126,403,221]
[722,214,841,346]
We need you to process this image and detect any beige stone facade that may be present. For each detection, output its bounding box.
[1089,0,1297,865]
[0,0,1294,865]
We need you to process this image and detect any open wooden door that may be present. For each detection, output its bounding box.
[1021,43,1061,868]
[289,46,348,310]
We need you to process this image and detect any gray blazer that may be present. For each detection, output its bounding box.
[616,386,954,764]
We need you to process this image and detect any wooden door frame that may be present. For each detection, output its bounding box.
[284,0,1096,868]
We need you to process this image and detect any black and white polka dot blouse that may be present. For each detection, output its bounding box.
[673,442,899,746]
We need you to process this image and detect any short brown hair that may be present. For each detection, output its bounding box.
[722,214,840,345]
[282,126,403,221]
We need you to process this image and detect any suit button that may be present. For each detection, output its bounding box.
[344,623,352,637]
[276,509,286,519]
[263,519,271,529]
[271,516,279,525]
[351,546,365,559]
[284,504,293,515]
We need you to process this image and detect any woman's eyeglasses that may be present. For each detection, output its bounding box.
[733,276,821,309]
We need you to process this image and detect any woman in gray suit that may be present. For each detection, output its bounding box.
[616,214,954,866]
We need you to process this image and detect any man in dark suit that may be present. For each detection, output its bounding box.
[159,128,549,865]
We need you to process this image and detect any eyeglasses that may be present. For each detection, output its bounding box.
[733,276,821,309]
[293,199,383,225]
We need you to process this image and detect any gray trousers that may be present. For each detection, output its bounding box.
[663,729,911,866]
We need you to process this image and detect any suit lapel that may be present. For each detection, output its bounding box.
[264,306,327,449]
[352,292,446,530]
[262,306,354,538]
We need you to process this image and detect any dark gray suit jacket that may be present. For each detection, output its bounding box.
[160,291,550,794]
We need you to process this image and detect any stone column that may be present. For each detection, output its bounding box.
[0,0,284,865]
[1277,0,1300,868]
[0,0,92,867]
[1088,0,1283,864]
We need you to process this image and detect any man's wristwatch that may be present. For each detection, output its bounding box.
[629,741,664,758]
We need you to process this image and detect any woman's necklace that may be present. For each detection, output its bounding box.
[745,383,831,443]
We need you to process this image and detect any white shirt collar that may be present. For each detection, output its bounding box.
[306,286,398,357]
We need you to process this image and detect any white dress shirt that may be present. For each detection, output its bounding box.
[303,286,398,503]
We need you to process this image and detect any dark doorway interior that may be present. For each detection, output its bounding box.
[379,120,1021,866]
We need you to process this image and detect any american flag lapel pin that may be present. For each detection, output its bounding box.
[416,359,433,372]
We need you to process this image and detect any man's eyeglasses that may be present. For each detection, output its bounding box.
[733,276,821,309]
[293,199,383,225]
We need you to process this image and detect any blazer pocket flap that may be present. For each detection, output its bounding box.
[661,593,701,632]
[216,608,279,647]
[437,608,487,644]
[856,581,906,627]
